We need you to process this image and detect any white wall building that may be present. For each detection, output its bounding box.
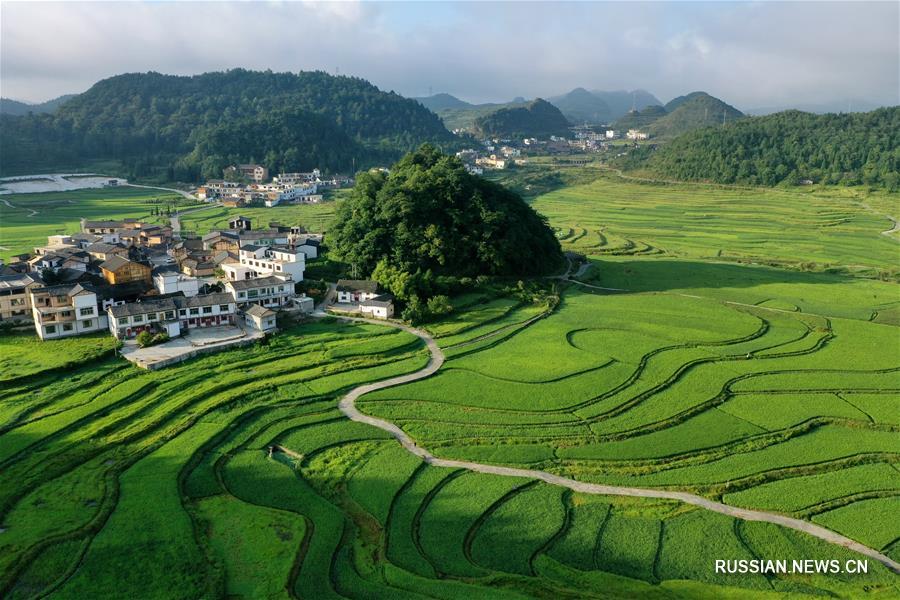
[29,284,107,340]
[221,245,305,282]
[225,276,294,309]
[335,280,379,304]
[359,295,395,319]
[153,268,200,297]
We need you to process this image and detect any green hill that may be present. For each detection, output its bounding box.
[0,94,76,116]
[413,93,474,111]
[330,144,564,285]
[474,98,571,138]
[589,89,662,119]
[548,88,612,124]
[644,106,899,188]
[0,69,454,180]
[648,92,744,138]
[613,105,668,130]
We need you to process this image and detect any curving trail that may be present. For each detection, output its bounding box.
[328,313,900,574]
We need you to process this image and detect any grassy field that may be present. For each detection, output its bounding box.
[177,202,338,237]
[0,187,192,261]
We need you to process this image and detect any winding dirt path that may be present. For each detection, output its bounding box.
[326,312,900,574]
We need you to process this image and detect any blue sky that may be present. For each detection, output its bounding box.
[2,1,897,110]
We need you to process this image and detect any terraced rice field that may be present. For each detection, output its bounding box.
[2,175,897,597]
[535,177,899,276]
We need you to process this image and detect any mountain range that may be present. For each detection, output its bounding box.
[0,94,77,116]
[0,69,454,179]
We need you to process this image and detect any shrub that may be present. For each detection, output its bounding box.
[136,330,153,347]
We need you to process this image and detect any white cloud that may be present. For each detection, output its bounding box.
[1,1,897,109]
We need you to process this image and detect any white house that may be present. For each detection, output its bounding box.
[335,280,379,304]
[221,245,305,282]
[605,130,616,139]
[29,284,107,340]
[153,267,200,297]
[244,304,277,332]
[225,276,294,309]
[359,294,394,319]
[107,293,237,339]
[626,129,649,140]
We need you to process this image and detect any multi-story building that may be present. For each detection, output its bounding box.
[29,283,107,340]
[100,255,152,286]
[0,273,39,322]
[107,292,237,339]
[225,276,294,309]
[221,245,305,281]
[225,163,269,183]
[153,266,200,297]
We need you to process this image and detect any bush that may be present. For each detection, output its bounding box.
[136,331,153,347]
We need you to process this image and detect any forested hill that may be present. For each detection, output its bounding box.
[639,107,899,188]
[0,69,455,180]
[0,94,76,116]
[473,99,571,138]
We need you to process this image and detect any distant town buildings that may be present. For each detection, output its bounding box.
[626,129,649,140]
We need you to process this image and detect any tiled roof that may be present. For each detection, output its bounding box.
[336,279,378,293]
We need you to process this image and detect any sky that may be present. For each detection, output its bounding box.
[1,1,898,111]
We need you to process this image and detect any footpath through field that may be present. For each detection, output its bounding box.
[322,308,900,574]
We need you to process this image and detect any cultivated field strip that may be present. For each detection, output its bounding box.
[356,286,900,579]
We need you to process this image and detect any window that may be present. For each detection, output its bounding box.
[164,311,175,319]
[82,319,93,328]
[118,317,128,325]
[238,292,246,298]
[179,309,187,316]
[80,307,93,316]
[219,305,229,312]
[202,306,212,314]
[45,325,57,334]
[133,314,143,323]
[11,298,24,306]
[63,323,74,331]
[248,290,259,299]
[60,310,72,318]
[190,308,199,316]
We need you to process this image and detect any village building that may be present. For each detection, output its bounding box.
[29,283,107,340]
[626,129,649,140]
[244,304,277,332]
[85,242,129,262]
[153,266,200,297]
[225,164,269,183]
[336,279,379,303]
[225,276,294,309]
[107,292,237,339]
[100,255,152,286]
[359,294,395,319]
[0,273,40,322]
[221,245,305,281]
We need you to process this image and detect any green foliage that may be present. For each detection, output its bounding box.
[329,144,564,282]
[135,330,153,347]
[0,69,455,179]
[473,98,571,138]
[644,107,900,188]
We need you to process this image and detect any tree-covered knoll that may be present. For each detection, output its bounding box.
[474,99,571,138]
[328,145,564,311]
[640,107,900,188]
[0,69,455,180]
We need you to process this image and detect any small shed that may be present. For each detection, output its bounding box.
[244,304,277,332]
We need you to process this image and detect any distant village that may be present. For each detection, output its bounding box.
[196,165,353,207]
[455,126,648,173]
[0,200,394,367]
